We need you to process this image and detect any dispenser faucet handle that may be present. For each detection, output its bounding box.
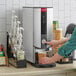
[42,39,46,44]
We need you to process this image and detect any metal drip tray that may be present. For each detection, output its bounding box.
[32,63,56,68]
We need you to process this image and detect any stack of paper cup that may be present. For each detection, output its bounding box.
[53,21,59,39]
[53,28,63,53]
[54,28,63,40]
[53,21,63,53]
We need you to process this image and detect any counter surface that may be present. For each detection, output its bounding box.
[0,61,76,76]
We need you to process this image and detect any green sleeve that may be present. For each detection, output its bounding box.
[58,27,76,58]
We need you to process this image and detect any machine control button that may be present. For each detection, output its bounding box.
[42,39,46,44]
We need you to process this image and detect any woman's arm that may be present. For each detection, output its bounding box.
[39,53,63,64]
[58,38,69,44]
[45,38,69,48]
[39,38,69,64]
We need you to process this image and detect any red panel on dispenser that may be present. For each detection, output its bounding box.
[41,8,47,12]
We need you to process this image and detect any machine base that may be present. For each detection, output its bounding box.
[32,63,56,68]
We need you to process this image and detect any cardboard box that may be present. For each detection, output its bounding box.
[0,57,6,65]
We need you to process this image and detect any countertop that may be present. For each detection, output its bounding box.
[0,61,76,76]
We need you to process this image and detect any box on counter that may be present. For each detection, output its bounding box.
[0,57,6,65]
[0,51,5,57]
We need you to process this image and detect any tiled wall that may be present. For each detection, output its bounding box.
[0,0,76,33]
[0,0,76,49]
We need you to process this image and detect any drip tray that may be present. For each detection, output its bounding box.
[32,63,56,68]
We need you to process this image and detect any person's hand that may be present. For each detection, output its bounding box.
[44,40,59,48]
[39,57,53,64]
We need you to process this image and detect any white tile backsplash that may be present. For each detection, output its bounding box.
[59,11,64,18]
[20,0,25,7]
[6,0,12,4]
[0,0,5,4]
[0,19,6,31]
[0,5,6,18]
[46,0,53,7]
[13,0,20,5]
[25,0,33,7]
[0,32,7,49]
[33,0,41,7]
[59,0,64,11]
[0,0,76,49]
[39,0,47,7]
